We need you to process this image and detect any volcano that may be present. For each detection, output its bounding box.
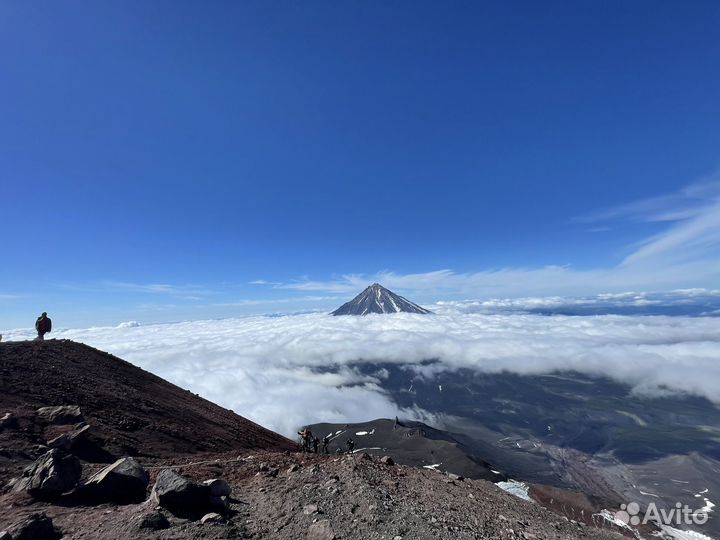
[331,283,431,315]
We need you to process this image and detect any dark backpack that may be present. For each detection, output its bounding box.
[37,317,52,333]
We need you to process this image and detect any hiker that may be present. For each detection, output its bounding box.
[346,437,355,454]
[297,428,313,453]
[35,312,52,341]
[322,435,330,454]
[312,436,319,454]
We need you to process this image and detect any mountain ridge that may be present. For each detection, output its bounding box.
[331,283,431,316]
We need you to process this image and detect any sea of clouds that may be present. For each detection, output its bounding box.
[4,301,720,437]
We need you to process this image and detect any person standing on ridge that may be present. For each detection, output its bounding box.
[35,312,52,341]
[298,428,313,453]
[322,435,330,454]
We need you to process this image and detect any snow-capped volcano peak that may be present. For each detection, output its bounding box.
[331,283,431,316]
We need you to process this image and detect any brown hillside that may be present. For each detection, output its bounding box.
[0,339,294,467]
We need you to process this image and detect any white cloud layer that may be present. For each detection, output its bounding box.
[5,305,720,438]
[434,289,720,315]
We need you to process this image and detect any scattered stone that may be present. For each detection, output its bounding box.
[47,423,90,450]
[447,473,464,481]
[359,452,372,460]
[258,463,269,472]
[306,519,335,540]
[139,511,170,531]
[151,469,210,517]
[81,457,149,503]
[35,405,83,425]
[13,449,82,496]
[287,464,300,473]
[380,456,395,466]
[11,513,61,540]
[200,512,224,524]
[0,413,19,430]
[202,478,231,497]
[303,504,319,515]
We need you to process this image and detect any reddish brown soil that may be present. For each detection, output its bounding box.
[0,339,294,476]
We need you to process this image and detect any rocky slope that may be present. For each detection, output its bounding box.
[2,449,632,540]
[308,418,504,481]
[0,340,631,539]
[0,339,295,467]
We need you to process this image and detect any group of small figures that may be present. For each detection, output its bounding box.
[297,428,355,455]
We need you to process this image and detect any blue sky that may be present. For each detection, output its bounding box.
[1,1,719,329]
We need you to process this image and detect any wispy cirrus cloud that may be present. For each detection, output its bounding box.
[620,199,720,268]
[102,281,214,300]
[574,176,720,224]
[253,178,720,299]
[214,295,343,307]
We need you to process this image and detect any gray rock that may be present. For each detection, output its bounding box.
[139,511,170,530]
[303,504,319,515]
[151,469,210,517]
[380,456,395,465]
[0,530,11,540]
[202,478,231,497]
[47,423,90,450]
[11,513,61,540]
[200,512,224,524]
[13,449,81,496]
[82,457,149,503]
[307,519,335,540]
[36,405,83,424]
[287,464,300,473]
[0,413,19,430]
[447,473,464,481]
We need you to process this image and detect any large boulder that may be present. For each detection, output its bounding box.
[202,478,231,497]
[81,457,149,504]
[47,423,90,451]
[36,405,83,425]
[151,470,210,518]
[11,513,61,540]
[13,449,81,496]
